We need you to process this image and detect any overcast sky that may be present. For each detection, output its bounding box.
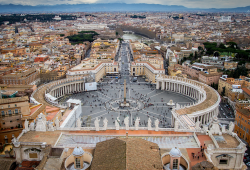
[0,0,250,8]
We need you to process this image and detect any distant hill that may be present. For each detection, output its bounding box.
[0,3,249,13]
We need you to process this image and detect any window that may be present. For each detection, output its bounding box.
[219,159,228,164]
[8,105,10,108]
[75,158,81,168]
[244,127,246,131]
[247,129,249,133]
[173,159,178,169]
[241,125,243,129]
[15,109,18,114]
[15,104,17,107]
[1,111,5,116]
[8,110,12,115]
[242,118,244,121]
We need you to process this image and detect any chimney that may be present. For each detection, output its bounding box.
[126,132,128,139]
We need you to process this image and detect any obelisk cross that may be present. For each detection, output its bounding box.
[124,79,126,104]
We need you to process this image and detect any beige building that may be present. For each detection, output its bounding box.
[67,58,119,82]
[2,68,39,85]
[130,54,165,83]
[0,96,30,144]
[218,76,250,97]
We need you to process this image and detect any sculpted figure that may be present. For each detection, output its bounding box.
[124,116,129,130]
[55,117,60,129]
[228,121,235,134]
[155,119,159,131]
[24,119,29,131]
[115,117,120,130]
[94,117,100,131]
[77,118,82,128]
[103,117,108,130]
[135,117,140,130]
[148,118,152,130]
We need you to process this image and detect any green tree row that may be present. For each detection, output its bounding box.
[67,31,99,44]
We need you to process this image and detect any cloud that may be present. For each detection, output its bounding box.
[0,0,249,8]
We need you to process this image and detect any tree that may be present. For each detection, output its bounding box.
[219,43,226,49]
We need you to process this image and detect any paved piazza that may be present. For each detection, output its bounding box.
[60,82,195,128]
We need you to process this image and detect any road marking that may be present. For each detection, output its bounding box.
[149,91,165,98]
[96,91,112,100]
[88,109,107,116]
[147,89,156,95]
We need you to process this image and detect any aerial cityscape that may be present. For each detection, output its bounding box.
[0,1,250,169]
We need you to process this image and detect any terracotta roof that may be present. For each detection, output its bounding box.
[15,161,40,170]
[91,138,162,170]
[242,88,250,96]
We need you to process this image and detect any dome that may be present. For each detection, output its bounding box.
[170,147,182,157]
[73,147,84,156]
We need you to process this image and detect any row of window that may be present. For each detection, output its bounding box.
[1,109,20,116]
[2,119,19,124]
[237,115,250,125]
[1,104,18,109]
[237,122,249,133]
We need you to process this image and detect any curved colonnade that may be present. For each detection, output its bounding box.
[31,75,220,130]
[156,75,220,129]
[30,77,85,108]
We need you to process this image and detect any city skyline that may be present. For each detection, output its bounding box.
[0,0,249,9]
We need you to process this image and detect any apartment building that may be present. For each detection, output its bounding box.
[130,54,165,83]
[182,63,222,85]
[2,68,39,85]
[218,76,250,97]
[235,106,250,144]
[0,96,30,144]
[67,58,119,82]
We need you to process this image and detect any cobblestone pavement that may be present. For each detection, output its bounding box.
[60,83,195,128]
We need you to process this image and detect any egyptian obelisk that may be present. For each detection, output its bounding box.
[124,79,126,104]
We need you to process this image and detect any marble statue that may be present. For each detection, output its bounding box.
[148,118,152,130]
[24,119,29,131]
[35,117,46,132]
[195,120,200,129]
[115,117,120,130]
[30,122,35,131]
[174,120,179,131]
[124,116,129,130]
[228,121,235,134]
[155,119,159,131]
[209,117,221,135]
[39,113,46,123]
[135,117,140,130]
[48,122,54,131]
[55,117,60,129]
[12,137,20,147]
[103,117,108,130]
[77,118,81,128]
[94,117,100,131]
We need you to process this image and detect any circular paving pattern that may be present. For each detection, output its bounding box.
[59,83,195,128]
